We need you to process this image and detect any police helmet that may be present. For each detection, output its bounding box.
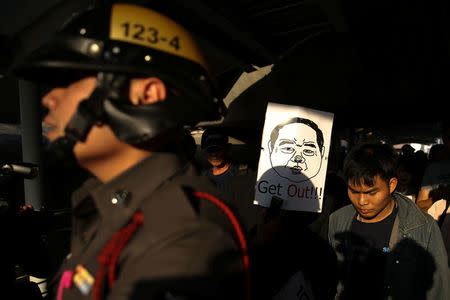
[11,3,225,146]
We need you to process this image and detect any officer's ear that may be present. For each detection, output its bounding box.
[129,77,167,105]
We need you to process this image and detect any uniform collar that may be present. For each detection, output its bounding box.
[73,151,189,231]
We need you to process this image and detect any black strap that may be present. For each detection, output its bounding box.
[65,72,129,142]
[65,94,105,141]
[44,72,129,164]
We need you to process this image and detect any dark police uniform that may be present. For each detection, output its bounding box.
[9,3,247,299]
[53,152,245,300]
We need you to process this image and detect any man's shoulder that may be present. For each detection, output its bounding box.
[164,164,221,196]
[153,167,242,232]
[329,204,356,235]
[394,193,436,230]
[330,204,356,219]
[395,192,426,218]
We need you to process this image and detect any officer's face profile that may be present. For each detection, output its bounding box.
[269,123,323,182]
[41,76,167,163]
[42,77,98,143]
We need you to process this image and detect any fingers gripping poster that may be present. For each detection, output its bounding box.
[254,103,334,212]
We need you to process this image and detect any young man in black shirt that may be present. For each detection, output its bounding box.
[328,143,450,299]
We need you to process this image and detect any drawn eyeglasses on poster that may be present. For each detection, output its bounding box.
[268,117,325,183]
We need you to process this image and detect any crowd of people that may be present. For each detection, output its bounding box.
[2,1,450,300]
[199,127,450,300]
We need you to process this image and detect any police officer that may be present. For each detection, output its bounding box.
[11,3,248,299]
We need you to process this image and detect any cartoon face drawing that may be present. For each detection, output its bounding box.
[268,118,324,182]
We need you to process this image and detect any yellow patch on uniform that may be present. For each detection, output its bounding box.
[73,265,95,295]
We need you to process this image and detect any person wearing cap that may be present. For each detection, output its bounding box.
[11,3,248,300]
[201,128,239,192]
[201,128,260,238]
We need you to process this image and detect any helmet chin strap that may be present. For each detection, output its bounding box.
[45,72,129,164]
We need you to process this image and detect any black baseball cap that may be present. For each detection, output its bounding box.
[201,128,229,150]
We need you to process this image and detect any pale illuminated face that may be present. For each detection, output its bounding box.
[269,123,323,182]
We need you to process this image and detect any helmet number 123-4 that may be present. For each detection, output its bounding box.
[120,22,180,51]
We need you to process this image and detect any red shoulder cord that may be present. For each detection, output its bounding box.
[93,192,250,300]
[193,191,251,300]
[93,211,144,300]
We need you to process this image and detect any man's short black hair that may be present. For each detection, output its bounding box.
[269,117,324,154]
[343,142,398,186]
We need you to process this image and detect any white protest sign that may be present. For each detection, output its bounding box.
[254,102,334,212]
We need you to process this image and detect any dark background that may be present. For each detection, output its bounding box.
[0,3,448,296]
[1,0,449,136]
[0,0,449,204]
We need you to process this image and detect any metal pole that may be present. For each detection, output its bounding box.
[18,80,43,209]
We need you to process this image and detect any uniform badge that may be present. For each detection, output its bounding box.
[73,265,95,295]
